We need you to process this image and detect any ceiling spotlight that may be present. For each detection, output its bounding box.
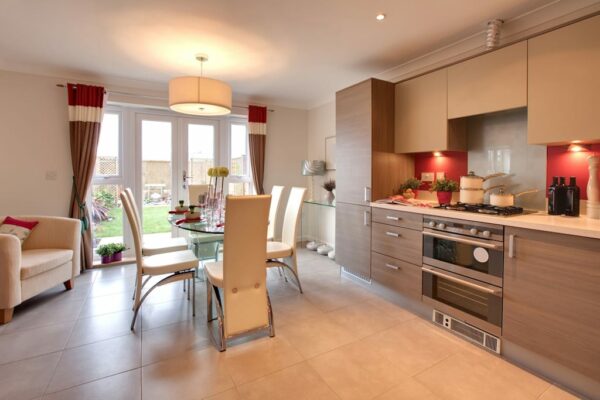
[376,13,386,21]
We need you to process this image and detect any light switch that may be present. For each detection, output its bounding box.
[45,171,57,180]
[421,172,434,182]
[436,172,446,180]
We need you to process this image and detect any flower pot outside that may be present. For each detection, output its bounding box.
[101,255,112,264]
[436,191,453,205]
[112,252,123,262]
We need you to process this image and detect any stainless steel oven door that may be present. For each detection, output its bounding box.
[422,229,503,287]
[422,265,502,336]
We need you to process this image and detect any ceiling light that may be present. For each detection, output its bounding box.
[568,143,590,152]
[376,13,386,21]
[169,55,232,116]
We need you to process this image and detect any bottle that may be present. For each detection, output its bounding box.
[554,177,568,215]
[565,177,580,217]
[548,176,559,215]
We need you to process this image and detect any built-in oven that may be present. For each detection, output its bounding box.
[421,216,504,336]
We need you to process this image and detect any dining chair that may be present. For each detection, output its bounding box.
[204,194,273,351]
[121,192,199,331]
[266,187,307,293]
[267,185,284,241]
[188,184,211,205]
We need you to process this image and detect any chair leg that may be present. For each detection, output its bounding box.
[206,279,213,322]
[267,292,275,337]
[63,279,74,291]
[192,275,196,317]
[187,279,191,301]
[0,308,14,324]
[132,275,151,301]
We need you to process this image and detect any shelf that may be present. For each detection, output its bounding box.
[303,200,335,208]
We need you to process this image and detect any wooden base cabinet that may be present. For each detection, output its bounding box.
[503,227,600,380]
[336,203,371,280]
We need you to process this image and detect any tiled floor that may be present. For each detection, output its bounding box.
[0,250,581,400]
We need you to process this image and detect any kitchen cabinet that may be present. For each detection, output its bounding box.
[503,227,600,380]
[395,69,466,153]
[528,15,600,145]
[448,42,527,119]
[371,252,421,301]
[371,223,422,266]
[336,78,414,279]
[335,203,371,280]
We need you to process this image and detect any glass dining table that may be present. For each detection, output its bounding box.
[168,214,224,262]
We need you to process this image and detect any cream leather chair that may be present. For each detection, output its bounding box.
[267,185,284,241]
[204,195,273,351]
[266,187,306,293]
[121,192,199,330]
[0,216,81,324]
[188,184,211,205]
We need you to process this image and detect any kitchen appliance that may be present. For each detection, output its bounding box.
[489,188,539,207]
[459,185,504,204]
[434,202,526,216]
[422,216,504,336]
[432,310,501,353]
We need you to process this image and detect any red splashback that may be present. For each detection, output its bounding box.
[414,151,468,189]
[547,145,600,200]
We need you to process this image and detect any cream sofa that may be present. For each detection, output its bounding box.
[0,216,81,324]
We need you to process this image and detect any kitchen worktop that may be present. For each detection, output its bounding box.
[371,202,600,239]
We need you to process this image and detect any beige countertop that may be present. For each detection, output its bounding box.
[371,201,600,239]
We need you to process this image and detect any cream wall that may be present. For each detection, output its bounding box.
[304,101,336,246]
[0,70,72,216]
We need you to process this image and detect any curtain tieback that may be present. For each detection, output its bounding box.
[72,176,89,233]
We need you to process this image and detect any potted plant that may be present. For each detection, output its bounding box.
[109,243,127,262]
[431,179,458,205]
[96,244,115,264]
[322,179,336,204]
[401,178,422,199]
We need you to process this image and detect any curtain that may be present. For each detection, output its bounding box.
[67,83,105,270]
[248,105,267,194]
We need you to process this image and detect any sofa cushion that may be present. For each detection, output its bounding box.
[21,249,73,280]
[0,216,39,246]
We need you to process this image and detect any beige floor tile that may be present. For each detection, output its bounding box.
[3,296,84,334]
[414,350,551,400]
[93,264,137,282]
[538,385,582,400]
[0,353,61,400]
[43,369,141,400]
[271,293,326,327]
[203,388,242,400]
[374,377,440,400]
[75,270,98,284]
[67,309,139,348]
[142,319,211,366]
[276,313,358,358]
[35,280,92,301]
[223,336,304,385]
[303,286,369,312]
[142,347,234,400]
[88,277,135,298]
[365,296,419,322]
[237,362,340,400]
[47,333,141,393]
[308,340,409,400]
[80,292,135,318]
[326,302,402,339]
[0,322,74,364]
[140,297,198,331]
[362,319,459,376]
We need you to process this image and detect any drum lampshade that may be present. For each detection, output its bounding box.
[169,76,232,116]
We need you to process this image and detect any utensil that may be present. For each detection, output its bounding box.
[489,188,539,207]
[460,171,505,190]
[459,184,504,204]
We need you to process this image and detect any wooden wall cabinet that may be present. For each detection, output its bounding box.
[448,42,527,119]
[336,78,413,279]
[395,69,466,154]
[503,227,600,380]
[528,15,600,145]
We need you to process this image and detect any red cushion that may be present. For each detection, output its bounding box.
[2,216,39,230]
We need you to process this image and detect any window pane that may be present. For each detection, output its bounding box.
[91,184,123,250]
[188,124,215,184]
[228,182,250,195]
[231,123,248,176]
[95,113,120,176]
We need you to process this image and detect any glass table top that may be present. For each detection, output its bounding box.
[168,214,224,234]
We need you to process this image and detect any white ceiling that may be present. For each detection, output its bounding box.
[0,0,555,108]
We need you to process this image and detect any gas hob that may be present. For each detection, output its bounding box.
[434,202,526,216]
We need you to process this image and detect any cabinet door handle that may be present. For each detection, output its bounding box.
[386,215,399,221]
[385,263,399,270]
[364,187,371,203]
[363,210,371,226]
[508,234,516,258]
[385,231,400,238]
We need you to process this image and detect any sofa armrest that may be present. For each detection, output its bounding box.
[20,216,81,276]
[0,234,22,309]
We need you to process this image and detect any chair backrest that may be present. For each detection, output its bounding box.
[222,194,271,337]
[188,184,211,205]
[124,188,141,228]
[267,185,284,240]
[120,192,143,270]
[281,187,307,249]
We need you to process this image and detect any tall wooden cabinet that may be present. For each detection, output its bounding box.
[336,78,413,280]
[503,227,600,380]
[528,15,600,144]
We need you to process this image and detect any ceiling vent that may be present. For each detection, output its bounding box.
[486,19,504,49]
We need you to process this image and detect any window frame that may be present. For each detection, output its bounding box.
[227,118,254,194]
[92,109,124,184]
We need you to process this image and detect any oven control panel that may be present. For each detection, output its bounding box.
[423,216,504,242]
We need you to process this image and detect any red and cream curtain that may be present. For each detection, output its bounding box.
[248,105,267,194]
[67,83,105,270]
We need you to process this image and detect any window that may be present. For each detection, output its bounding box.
[228,121,253,195]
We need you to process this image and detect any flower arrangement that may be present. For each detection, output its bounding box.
[207,166,230,200]
[430,178,458,205]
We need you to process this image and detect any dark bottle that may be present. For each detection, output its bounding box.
[548,176,559,215]
[554,177,568,215]
[565,176,580,217]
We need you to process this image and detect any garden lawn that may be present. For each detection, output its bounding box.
[93,205,171,238]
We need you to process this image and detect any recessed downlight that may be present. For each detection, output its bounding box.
[376,13,386,21]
